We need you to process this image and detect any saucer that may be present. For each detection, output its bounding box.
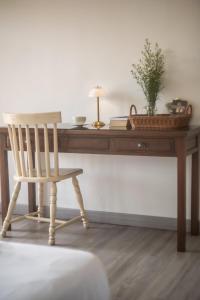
[72,123,88,126]
[72,123,89,129]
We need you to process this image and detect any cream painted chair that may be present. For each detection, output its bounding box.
[0,112,88,245]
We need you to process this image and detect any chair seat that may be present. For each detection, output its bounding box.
[14,168,83,183]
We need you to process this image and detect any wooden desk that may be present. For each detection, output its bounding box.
[0,125,199,252]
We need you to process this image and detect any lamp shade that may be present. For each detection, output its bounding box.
[88,86,105,98]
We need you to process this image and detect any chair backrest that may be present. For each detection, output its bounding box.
[3,112,62,179]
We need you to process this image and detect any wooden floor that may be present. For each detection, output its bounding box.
[1,217,200,300]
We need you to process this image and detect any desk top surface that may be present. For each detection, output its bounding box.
[0,124,200,138]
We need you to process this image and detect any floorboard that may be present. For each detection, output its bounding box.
[1,217,200,300]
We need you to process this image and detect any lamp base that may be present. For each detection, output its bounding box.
[92,121,105,128]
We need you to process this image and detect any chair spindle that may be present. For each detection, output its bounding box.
[25,125,33,177]
[18,125,26,177]
[44,124,50,177]
[53,123,59,176]
[34,125,41,177]
[11,125,22,176]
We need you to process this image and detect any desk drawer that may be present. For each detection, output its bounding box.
[60,137,110,153]
[110,138,175,155]
[6,134,54,152]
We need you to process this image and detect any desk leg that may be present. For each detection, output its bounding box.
[28,183,36,212]
[0,134,10,229]
[191,135,199,235]
[176,138,186,252]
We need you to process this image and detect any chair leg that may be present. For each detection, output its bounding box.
[48,182,57,246]
[0,182,21,237]
[38,183,44,219]
[72,176,88,229]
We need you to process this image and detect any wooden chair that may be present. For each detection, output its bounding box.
[0,112,88,245]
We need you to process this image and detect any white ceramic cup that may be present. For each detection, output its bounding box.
[72,116,86,126]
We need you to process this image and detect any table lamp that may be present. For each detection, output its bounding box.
[88,86,105,128]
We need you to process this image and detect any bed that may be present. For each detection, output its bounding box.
[0,241,110,300]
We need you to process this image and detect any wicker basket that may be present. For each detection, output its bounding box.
[128,104,192,129]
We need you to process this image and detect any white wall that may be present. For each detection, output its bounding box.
[0,0,199,218]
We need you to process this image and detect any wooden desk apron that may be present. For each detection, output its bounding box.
[0,126,199,252]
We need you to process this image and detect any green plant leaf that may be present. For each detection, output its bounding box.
[131,39,165,109]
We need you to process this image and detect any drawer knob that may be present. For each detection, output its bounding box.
[137,142,146,149]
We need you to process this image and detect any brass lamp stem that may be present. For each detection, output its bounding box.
[97,96,100,122]
[93,96,105,128]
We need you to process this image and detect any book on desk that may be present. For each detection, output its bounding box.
[109,116,131,129]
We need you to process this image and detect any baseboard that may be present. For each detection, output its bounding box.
[5,204,193,232]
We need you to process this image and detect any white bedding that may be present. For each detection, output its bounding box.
[0,241,110,300]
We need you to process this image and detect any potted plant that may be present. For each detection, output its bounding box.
[131,39,165,115]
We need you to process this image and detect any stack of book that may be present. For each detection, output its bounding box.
[109,116,130,129]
